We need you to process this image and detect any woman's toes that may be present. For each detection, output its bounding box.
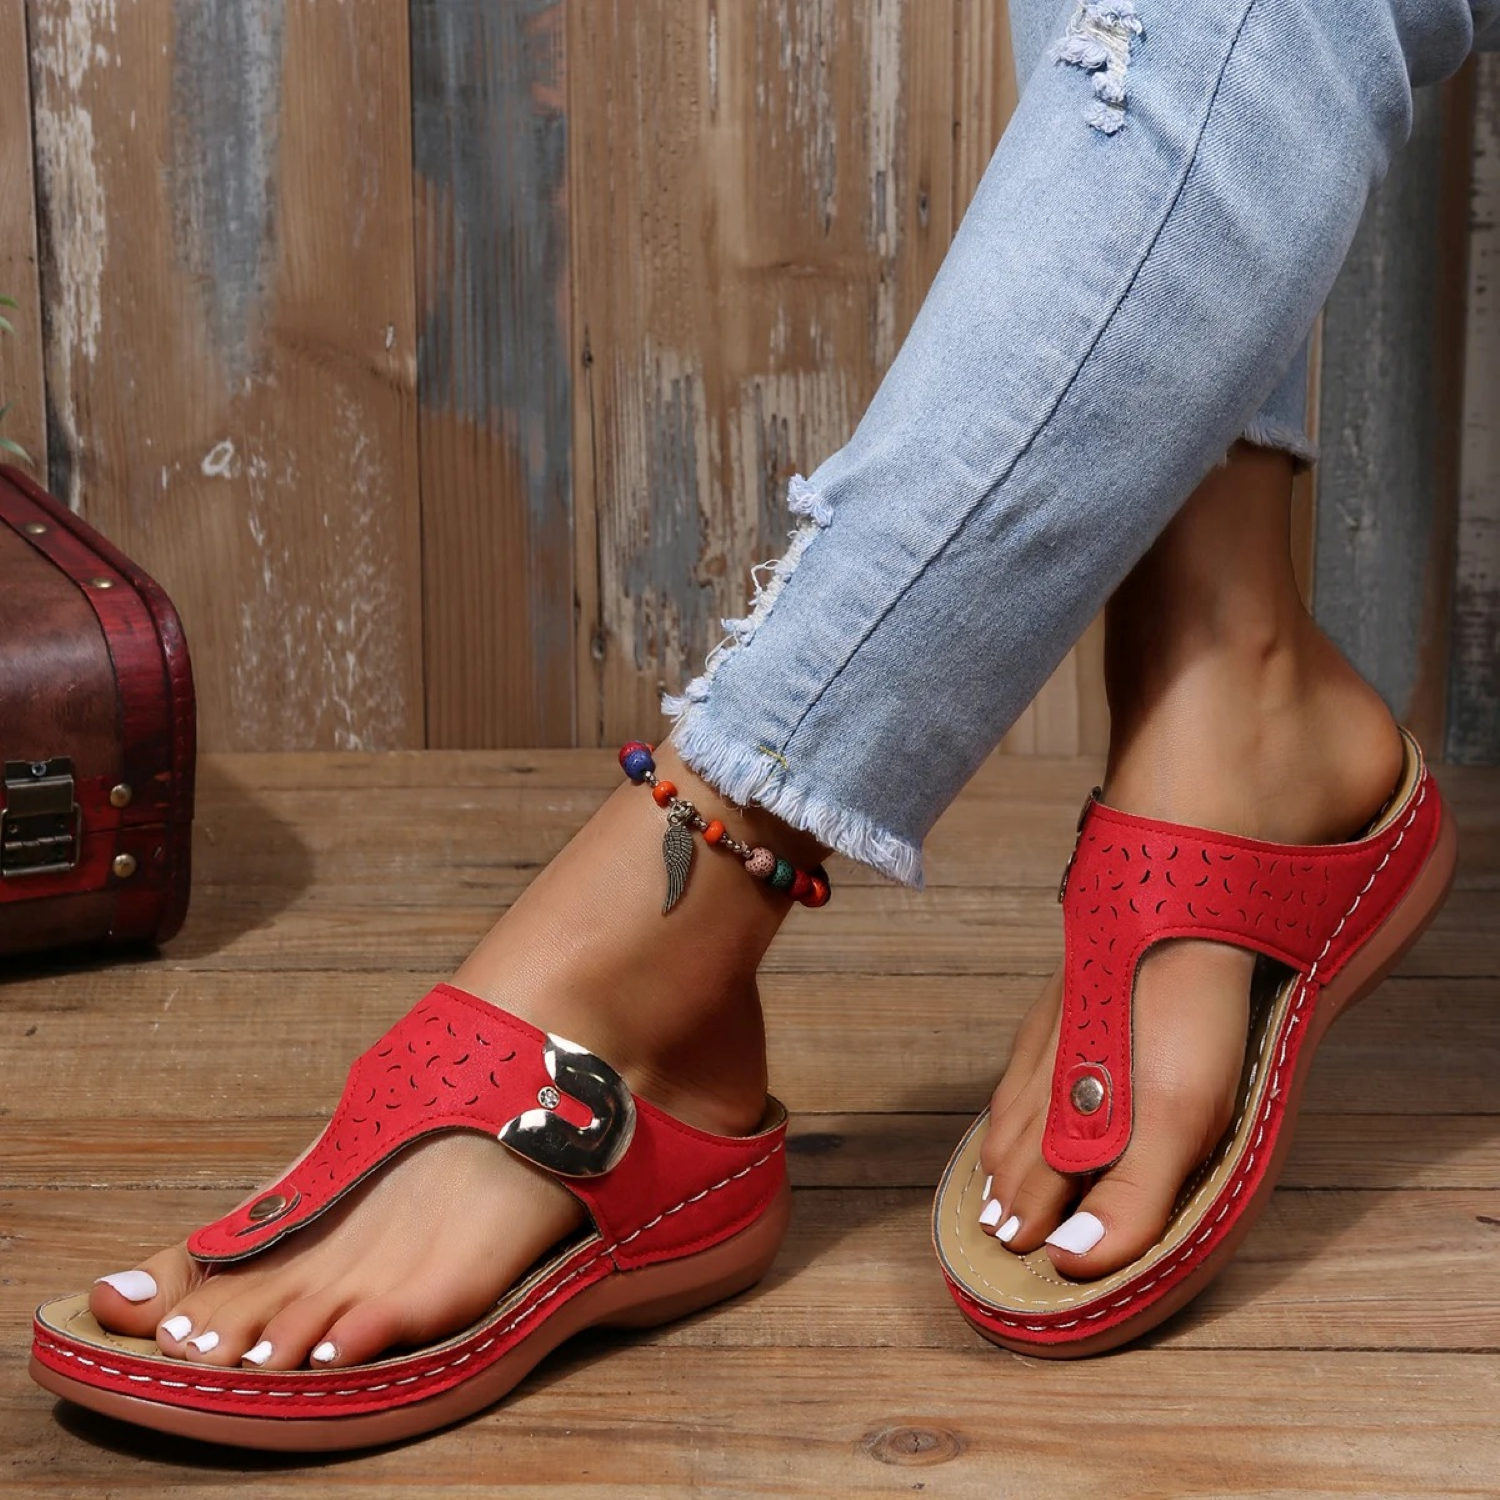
[90,1245,199,1337]
[991,1157,1074,1253]
[1044,1145,1198,1278]
[254,1290,358,1370]
[311,1293,418,1368]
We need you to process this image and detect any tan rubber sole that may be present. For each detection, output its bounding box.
[953,798,1459,1359]
[31,1181,792,1452]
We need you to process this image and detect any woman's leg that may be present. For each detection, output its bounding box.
[975,442,1403,1271]
[665,0,1475,883]
[90,0,1480,1368]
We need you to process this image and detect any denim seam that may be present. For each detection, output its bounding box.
[777,0,1261,767]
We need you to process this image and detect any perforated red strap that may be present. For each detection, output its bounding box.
[1043,767,1441,1176]
[188,983,785,1271]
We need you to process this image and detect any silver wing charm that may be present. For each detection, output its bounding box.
[662,822,695,914]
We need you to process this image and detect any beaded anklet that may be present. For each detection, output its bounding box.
[619,742,831,916]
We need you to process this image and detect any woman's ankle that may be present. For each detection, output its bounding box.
[444,741,825,1139]
[1100,613,1404,845]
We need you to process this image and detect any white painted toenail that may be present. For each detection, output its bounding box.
[982,1174,993,1200]
[187,1331,220,1354]
[95,1270,158,1302]
[159,1315,193,1342]
[998,1215,1022,1244]
[243,1341,274,1367]
[1046,1211,1106,1255]
[978,1198,1004,1228]
[311,1341,338,1365]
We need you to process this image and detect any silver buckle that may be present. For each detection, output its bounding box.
[2,758,82,877]
[496,1034,636,1178]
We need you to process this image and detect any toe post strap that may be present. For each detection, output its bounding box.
[1042,744,1443,1177]
[187,983,785,1270]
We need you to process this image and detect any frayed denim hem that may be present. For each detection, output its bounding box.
[1240,416,1318,470]
[667,710,926,890]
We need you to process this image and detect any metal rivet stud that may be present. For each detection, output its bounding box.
[109,783,132,808]
[537,1085,561,1110]
[23,521,48,535]
[88,577,115,590]
[247,1193,288,1222]
[112,853,137,879]
[1071,1075,1105,1115]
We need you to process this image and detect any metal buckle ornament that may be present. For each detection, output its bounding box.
[496,1034,636,1178]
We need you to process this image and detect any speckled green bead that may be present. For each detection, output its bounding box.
[768,858,796,891]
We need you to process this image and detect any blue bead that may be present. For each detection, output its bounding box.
[622,747,655,783]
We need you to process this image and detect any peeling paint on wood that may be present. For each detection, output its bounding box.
[28,0,423,752]
[1449,55,1500,764]
[1315,83,1459,743]
[167,0,284,385]
[0,1,47,471]
[570,0,950,743]
[29,0,117,502]
[412,0,574,746]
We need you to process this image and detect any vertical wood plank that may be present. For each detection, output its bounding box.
[569,0,954,747]
[0,0,46,468]
[412,0,574,748]
[1449,54,1500,765]
[27,0,423,752]
[1314,72,1473,751]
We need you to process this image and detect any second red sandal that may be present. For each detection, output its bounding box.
[932,728,1455,1355]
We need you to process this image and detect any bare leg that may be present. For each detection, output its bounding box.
[976,443,1405,1273]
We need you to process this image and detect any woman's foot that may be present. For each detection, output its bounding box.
[976,444,1407,1279]
[89,747,825,1371]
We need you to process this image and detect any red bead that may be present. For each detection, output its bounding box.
[802,875,831,908]
[618,740,652,768]
[703,819,726,845]
[652,780,677,807]
[790,869,812,900]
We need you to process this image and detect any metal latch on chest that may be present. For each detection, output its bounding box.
[1,758,80,876]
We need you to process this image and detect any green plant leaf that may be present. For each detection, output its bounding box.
[0,436,33,464]
[0,315,14,335]
[0,295,17,309]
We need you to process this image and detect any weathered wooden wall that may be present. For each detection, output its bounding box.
[2,1,1496,766]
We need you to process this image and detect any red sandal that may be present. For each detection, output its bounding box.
[31,983,790,1450]
[933,729,1456,1356]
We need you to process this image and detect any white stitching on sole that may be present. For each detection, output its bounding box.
[37,1143,785,1404]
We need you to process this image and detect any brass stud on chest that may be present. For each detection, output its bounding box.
[111,852,137,879]
[109,783,132,808]
[22,521,47,536]
[1071,1075,1106,1115]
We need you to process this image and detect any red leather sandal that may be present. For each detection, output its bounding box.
[31,983,791,1450]
[933,730,1456,1356]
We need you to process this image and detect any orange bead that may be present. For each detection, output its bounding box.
[652,780,677,807]
[703,819,726,845]
[803,875,831,908]
[789,869,812,901]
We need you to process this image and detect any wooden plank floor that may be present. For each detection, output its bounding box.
[3,752,1498,1497]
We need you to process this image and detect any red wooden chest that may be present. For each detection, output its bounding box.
[0,463,195,956]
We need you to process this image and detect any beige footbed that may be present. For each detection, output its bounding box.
[934,733,1457,1354]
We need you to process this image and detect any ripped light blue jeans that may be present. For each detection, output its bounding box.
[665,0,1497,887]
